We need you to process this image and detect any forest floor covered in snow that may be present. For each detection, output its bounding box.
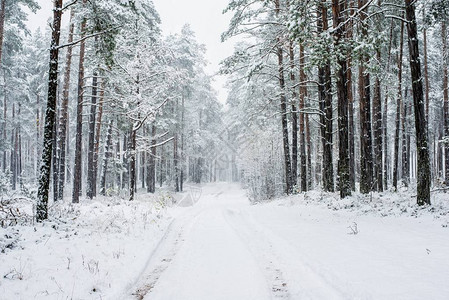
[1,183,449,299]
[0,191,175,299]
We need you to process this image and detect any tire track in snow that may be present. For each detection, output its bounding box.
[224,208,291,299]
[126,209,204,300]
[239,210,348,299]
[132,229,184,299]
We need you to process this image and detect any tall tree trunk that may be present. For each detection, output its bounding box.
[87,72,98,199]
[423,11,430,121]
[129,128,137,200]
[442,22,449,185]
[36,0,63,222]
[72,0,87,204]
[401,93,409,186]
[275,0,292,194]
[373,51,383,192]
[404,0,431,205]
[1,0,5,173]
[348,57,355,191]
[438,118,444,179]
[289,41,298,188]
[358,0,374,194]
[93,79,105,193]
[174,134,179,192]
[383,20,394,189]
[299,43,307,192]
[180,96,185,191]
[393,20,404,190]
[10,104,15,190]
[116,135,121,189]
[346,0,356,191]
[147,124,156,193]
[17,104,22,189]
[405,101,411,183]
[122,133,128,189]
[0,0,6,66]
[306,112,312,189]
[52,107,58,199]
[100,120,113,196]
[2,89,5,173]
[141,141,145,189]
[159,145,164,187]
[34,95,39,174]
[57,8,74,201]
[317,0,334,192]
[174,98,180,192]
[332,0,351,198]
[423,9,433,182]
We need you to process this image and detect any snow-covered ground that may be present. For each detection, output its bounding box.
[0,192,174,299]
[1,183,449,299]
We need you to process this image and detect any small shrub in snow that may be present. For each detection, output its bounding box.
[0,197,34,227]
[347,222,359,235]
[3,268,24,280]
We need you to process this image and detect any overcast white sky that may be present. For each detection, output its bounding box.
[25,0,235,104]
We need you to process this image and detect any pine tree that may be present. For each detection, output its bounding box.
[332,0,351,198]
[404,0,431,205]
[72,0,88,204]
[36,0,63,222]
[57,8,75,201]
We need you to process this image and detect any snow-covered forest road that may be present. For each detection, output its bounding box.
[124,183,449,300]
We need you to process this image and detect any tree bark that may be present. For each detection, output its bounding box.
[317,0,334,192]
[93,79,105,193]
[346,0,356,191]
[0,0,6,66]
[129,128,136,200]
[383,21,394,189]
[87,72,98,199]
[373,51,383,192]
[404,0,431,205]
[393,20,404,190]
[289,41,298,188]
[17,104,22,189]
[11,104,15,190]
[122,133,128,189]
[3,81,7,173]
[36,0,63,222]
[306,111,312,189]
[332,0,351,198]
[180,96,185,191]
[358,0,374,194]
[275,0,292,194]
[116,134,121,189]
[299,43,307,192]
[442,22,449,185]
[423,9,433,182]
[348,56,355,191]
[174,134,179,192]
[147,124,156,193]
[57,8,75,201]
[0,0,5,173]
[100,120,113,196]
[141,140,145,189]
[423,11,430,121]
[51,106,58,199]
[401,92,409,186]
[72,0,87,204]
